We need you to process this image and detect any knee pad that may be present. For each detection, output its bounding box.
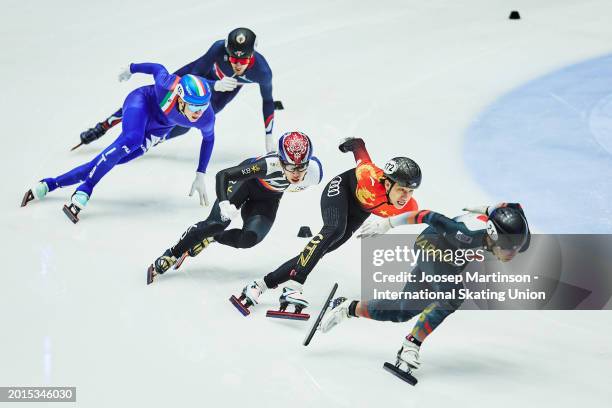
[319,224,345,244]
[437,299,463,316]
[185,220,226,241]
[237,230,260,248]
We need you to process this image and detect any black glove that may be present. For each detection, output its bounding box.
[338,137,363,153]
[80,122,107,144]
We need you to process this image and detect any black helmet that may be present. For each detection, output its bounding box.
[487,206,530,252]
[226,27,256,58]
[383,157,422,189]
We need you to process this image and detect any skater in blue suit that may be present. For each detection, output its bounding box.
[78,27,277,153]
[21,62,215,223]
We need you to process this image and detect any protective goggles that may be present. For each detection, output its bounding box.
[229,56,252,65]
[186,103,209,113]
[495,247,519,258]
[281,161,309,172]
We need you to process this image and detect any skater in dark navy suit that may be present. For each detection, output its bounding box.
[79,27,277,153]
[319,203,531,376]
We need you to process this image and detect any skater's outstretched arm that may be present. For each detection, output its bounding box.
[338,137,372,164]
[359,209,476,241]
[388,210,488,248]
[188,120,217,207]
[215,157,270,201]
[130,62,178,90]
[196,128,215,174]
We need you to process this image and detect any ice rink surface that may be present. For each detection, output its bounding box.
[1,0,611,406]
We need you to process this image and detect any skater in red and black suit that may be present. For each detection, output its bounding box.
[231,137,423,318]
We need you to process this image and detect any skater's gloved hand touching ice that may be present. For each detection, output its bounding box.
[118,66,132,82]
[214,76,238,92]
[357,217,392,239]
[219,200,239,221]
[189,172,210,207]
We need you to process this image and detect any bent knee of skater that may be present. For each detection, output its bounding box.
[237,230,261,248]
[319,224,345,241]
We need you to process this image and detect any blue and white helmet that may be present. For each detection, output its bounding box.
[176,74,211,106]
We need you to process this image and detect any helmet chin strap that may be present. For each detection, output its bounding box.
[177,99,190,118]
[383,178,395,204]
[177,99,186,115]
[483,235,494,252]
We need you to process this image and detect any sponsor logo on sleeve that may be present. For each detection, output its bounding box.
[455,231,473,244]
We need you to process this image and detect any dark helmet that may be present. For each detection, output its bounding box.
[383,157,422,189]
[225,27,256,58]
[487,206,530,252]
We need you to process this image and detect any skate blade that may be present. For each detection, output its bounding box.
[229,295,251,316]
[266,310,310,321]
[173,252,189,270]
[383,362,418,386]
[146,264,156,285]
[21,190,34,207]
[62,205,79,224]
[303,283,338,346]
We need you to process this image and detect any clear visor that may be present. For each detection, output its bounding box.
[281,161,309,172]
[186,102,209,113]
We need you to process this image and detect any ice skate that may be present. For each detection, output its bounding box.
[63,191,89,224]
[174,237,214,270]
[303,283,338,346]
[397,339,421,370]
[21,181,49,207]
[229,279,266,316]
[146,249,177,285]
[319,297,350,333]
[267,280,310,320]
[383,337,420,386]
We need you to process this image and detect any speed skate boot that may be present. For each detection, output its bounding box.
[21,181,49,207]
[146,249,177,285]
[319,297,350,333]
[267,280,310,320]
[80,122,109,145]
[383,336,420,386]
[174,237,214,271]
[62,191,89,224]
[397,338,421,370]
[229,279,267,316]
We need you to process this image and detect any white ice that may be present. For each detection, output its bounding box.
[1,0,611,406]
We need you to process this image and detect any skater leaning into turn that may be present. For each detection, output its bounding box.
[146,131,323,284]
[21,62,215,223]
[231,137,422,318]
[79,27,277,153]
[318,203,531,377]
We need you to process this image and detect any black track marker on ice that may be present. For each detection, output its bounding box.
[298,226,313,238]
